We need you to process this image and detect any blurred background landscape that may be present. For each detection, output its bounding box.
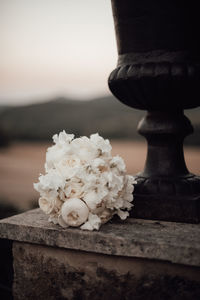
[0,0,199,219]
[0,96,200,219]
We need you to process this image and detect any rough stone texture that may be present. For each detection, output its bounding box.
[0,209,200,267]
[13,242,200,300]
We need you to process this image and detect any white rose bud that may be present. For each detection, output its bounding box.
[61,198,89,227]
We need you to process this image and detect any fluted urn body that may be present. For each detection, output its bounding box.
[109,0,200,223]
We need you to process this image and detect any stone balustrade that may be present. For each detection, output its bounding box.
[0,209,200,299]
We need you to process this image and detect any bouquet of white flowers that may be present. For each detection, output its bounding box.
[34,131,136,230]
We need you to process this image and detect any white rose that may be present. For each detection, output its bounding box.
[55,159,81,179]
[71,136,98,162]
[61,198,89,227]
[64,179,84,199]
[39,196,62,215]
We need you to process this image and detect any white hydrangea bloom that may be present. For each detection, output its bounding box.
[34,131,136,230]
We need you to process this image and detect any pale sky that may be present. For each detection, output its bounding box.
[0,0,117,105]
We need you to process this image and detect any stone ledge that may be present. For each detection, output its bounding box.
[0,208,200,267]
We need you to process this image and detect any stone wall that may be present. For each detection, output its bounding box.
[13,242,200,300]
[0,209,200,299]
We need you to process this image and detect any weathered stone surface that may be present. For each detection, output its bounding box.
[13,242,200,300]
[0,209,200,267]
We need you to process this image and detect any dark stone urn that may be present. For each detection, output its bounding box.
[108,0,200,223]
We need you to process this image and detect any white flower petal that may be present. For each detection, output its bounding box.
[53,130,74,145]
[39,197,54,214]
[90,133,112,155]
[98,208,113,224]
[110,156,126,172]
[48,215,58,225]
[58,214,69,228]
[80,213,101,231]
[117,210,129,220]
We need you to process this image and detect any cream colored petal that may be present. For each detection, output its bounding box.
[39,197,54,215]
[58,214,69,228]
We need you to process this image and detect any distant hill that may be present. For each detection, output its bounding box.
[0,95,199,145]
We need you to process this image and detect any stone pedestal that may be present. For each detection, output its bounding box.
[109,0,200,223]
[0,209,200,299]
